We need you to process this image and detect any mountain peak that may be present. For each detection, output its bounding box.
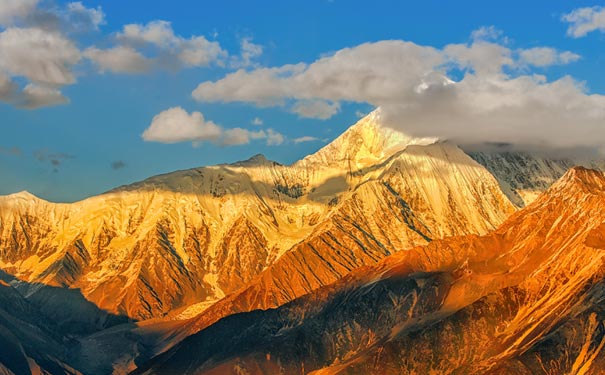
[1,190,39,201]
[230,153,277,167]
[551,166,605,194]
[297,108,438,169]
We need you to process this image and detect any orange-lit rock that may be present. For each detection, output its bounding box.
[134,168,605,375]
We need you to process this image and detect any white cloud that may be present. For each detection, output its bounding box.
[142,107,285,146]
[222,127,253,145]
[265,128,284,145]
[20,83,68,108]
[0,0,104,33]
[445,41,513,77]
[193,40,444,110]
[470,26,505,42]
[64,2,105,31]
[292,99,340,119]
[231,37,263,68]
[191,34,605,149]
[119,20,176,46]
[0,1,107,109]
[518,47,580,67]
[84,46,151,74]
[116,20,226,69]
[142,107,222,143]
[0,0,38,25]
[563,6,605,38]
[0,73,16,100]
[293,136,319,144]
[251,117,263,126]
[0,27,80,85]
[0,72,68,108]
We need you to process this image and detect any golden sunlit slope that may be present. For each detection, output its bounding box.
[170,140,515,343]
[135,167,605,375]
[0,110,514,323]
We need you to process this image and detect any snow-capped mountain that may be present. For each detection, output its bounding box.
[0,110,600,374]
[467,150,605,207]
[134,167,605,375]
[0,110,513,324]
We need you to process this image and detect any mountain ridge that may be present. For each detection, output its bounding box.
[133,167,605,375]
[0,112,602,374]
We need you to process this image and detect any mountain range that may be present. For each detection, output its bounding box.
[0,110,603,375]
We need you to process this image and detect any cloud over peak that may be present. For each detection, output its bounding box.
[191,31,604,150]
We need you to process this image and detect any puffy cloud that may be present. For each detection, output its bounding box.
[0,72,68,109]
[116,20,226,69]
[193,40,444,109]
[444,41,512,76]
[293,136,319,144]
[191,34,605,149]
[223,128,249,145]
[84,46,151,74]
[63,2,105,32]
[142,107,222,143]
[0,0,104,33]
[119,20,176,46]
[142,107,285,146]
[292,99,340,119]
[265,128,284,145]
[222,128,261,146]
[0,2,108,109]
[0,27,80,85]
[0,0,38,25]
[563,6,605,38]
[0,72,17,100]
[518,47,580,67]
[20,84,68,108]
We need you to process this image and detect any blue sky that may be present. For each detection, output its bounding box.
[1,0,604,202]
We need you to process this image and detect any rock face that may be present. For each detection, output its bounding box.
[0,110,514,323]
[134,168,605,375]
[467,150,605,207]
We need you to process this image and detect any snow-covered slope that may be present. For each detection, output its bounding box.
[467,150,605,207]
[0,110,514,325]
[134,168,605,375]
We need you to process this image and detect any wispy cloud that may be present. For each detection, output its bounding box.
[231,37,263,68]
[0,146,22,157]
[293,136,319,144]
[33,149,75,172]
[292,100,340,119]
[110,160,126,170]
[251,117,263,126]
[562,6,605,38]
